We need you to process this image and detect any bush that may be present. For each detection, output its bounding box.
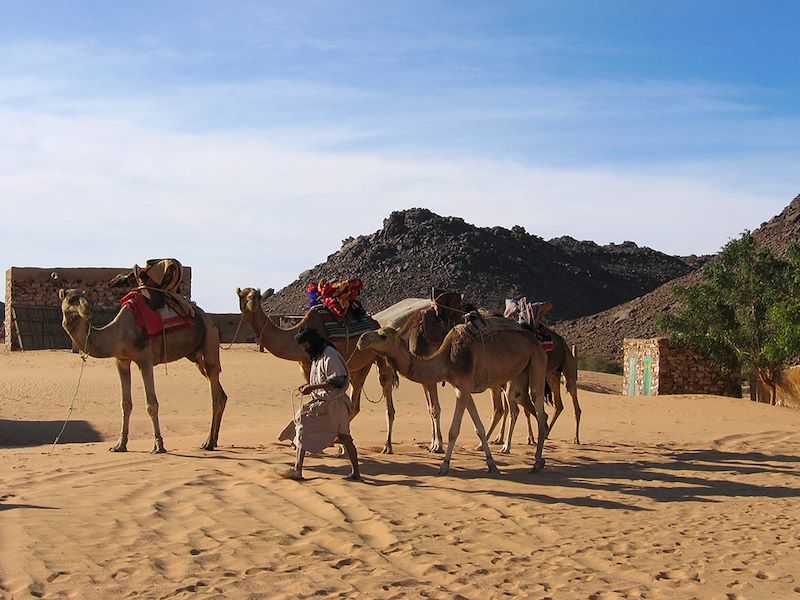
[577,354,623,374]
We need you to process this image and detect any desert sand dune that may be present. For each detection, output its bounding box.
[2,346,799,599]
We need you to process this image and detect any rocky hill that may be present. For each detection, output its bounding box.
[262,197,798,364]
[262,208,702,322]
[556,194,800,361]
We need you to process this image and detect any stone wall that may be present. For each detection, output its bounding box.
[623,337,741,397]
[5,266,191,350]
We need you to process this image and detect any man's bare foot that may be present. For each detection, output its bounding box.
[279,467,304,481]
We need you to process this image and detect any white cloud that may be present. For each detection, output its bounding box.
[1,104,794,312]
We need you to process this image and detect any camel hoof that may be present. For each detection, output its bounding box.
[487,464,500,475]
[436,463,450,476]
[381,445,393,455]
[500,446,511,455]
[490,439,504,446]
[427,445,444,454]
[109,445,127,453]
[530,457,546,472]
[573,438,581,445]
[152,445,167,454]
[200,442,216,451]
[527,438,535,445]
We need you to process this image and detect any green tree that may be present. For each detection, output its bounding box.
[658,232,800,405]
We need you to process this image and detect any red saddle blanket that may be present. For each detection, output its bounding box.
[120,291,195,338]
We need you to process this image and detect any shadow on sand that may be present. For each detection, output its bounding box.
[0,419,104,448]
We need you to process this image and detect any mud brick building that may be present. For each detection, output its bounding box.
[623,337,741,398]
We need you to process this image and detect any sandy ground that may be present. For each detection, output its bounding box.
[1,345,799,599]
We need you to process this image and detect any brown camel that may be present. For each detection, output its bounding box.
[357,317,549,475]
[58,288,227,453]
[381,291,467,453]
[236,287,400,453]
[494,325,582,445]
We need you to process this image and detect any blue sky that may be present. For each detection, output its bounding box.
[2,1,798,312]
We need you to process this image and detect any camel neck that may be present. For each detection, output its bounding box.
[247,307,306,362]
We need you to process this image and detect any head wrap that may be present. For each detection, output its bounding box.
[294,326,328,360]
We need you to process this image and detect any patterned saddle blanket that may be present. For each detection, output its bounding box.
[315,306,377,341]
[121,291,196,338]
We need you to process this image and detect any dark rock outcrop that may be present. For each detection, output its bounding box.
[262,207,700,322]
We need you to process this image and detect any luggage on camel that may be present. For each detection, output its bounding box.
[504,297,555,351]
[305,278,375,340]
[109,258,196,338]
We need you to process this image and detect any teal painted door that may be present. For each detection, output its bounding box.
[627,355,638,395]
[643,355,653,395]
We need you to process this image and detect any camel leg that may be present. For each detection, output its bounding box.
[464,395,499,474]
[524,407,536,445]
[566,375,581,444]
[500,390,521,455]
[423,383,444,453]
[376,359,396,454]
[348,364,371,420]
[196,354,227,451]
[139,361,166,454]
[479,386,506,449]
[111,358,133,452]
[197,323,228,450]
[438,391,469,476]
[339,364,371,457]
[546,372,565,440]
[527,362,549,472]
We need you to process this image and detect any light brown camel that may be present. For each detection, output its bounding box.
[381,291,466,454]
[236,287,400,453]
[58,288,227,453]
[357,317,549,475]
[494,325,582,445]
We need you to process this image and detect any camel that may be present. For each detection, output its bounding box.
[58,288,227,453]
[357,317,549,475]
[493,325,582,445]
[236,287,400,453]
[381,291,467,453]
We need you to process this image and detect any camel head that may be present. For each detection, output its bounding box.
[236,287,275,315]
[59,288,94,323]
[357,327,401,354]
[236,287,263,315]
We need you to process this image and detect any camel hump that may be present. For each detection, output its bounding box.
[433,291,464,327]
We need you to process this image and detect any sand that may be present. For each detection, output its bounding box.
[1,345,799,599]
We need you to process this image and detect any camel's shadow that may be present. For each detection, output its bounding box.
[347,441,800,509]
[0,419,103,448]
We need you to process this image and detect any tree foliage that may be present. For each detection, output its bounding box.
[658,232,800,404]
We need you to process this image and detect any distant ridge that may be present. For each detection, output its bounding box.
[261,207,700,322]
[556,194,800,360]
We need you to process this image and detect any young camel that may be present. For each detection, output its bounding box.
[357,318,549,475]
[495,326,582,445]
[236,287,400,453]
[380,292,467,454]
[59,288,227,453]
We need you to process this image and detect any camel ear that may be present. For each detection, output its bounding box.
[256,288,261,295]
[58,288,66,300]
[236,287,241,296]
